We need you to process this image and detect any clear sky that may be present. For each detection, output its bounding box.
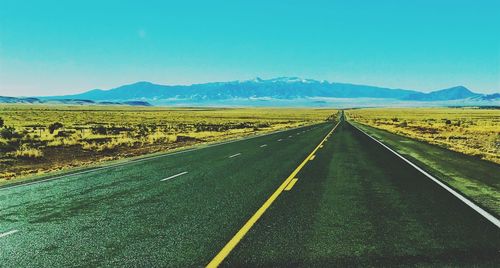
[1,0,499,96]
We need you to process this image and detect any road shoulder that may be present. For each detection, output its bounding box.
[350,120,500,217]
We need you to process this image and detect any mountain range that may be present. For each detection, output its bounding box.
[2,77,499,107]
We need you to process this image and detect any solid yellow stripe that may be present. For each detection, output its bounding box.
[206,122,340,268]
[284,178,299,191]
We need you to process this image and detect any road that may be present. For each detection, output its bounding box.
[1,120,499,267]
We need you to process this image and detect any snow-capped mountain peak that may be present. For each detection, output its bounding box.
[241,77,321,84]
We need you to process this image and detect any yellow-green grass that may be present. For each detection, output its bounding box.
[0,104,337,183]
[346,107,500,164]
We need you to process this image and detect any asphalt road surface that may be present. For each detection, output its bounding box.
[1,120,498,267]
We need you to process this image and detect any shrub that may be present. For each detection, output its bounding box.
[137,124,149,137]
[176,135,198,142]
[48,122,63,134]
[92,125,107,135]
[0,126,21,139]
[55,130,75,138]
[0,117,4,128]
[47,137,79,147]
[326,113,338,122]
[14,145,44,158]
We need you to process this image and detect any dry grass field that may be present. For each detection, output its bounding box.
[347,107,500,164]
[0,104,337,182]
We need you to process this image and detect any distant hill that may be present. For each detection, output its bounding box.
[402,86,480,101]
[0,96,42,104]
[0,96,152,106]
[471,93,500,101]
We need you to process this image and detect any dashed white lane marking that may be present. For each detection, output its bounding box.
[0,229,19,238]
[260,144,267,148]
[161,171,188,182]
[229,153,242,158]
[278,139,283,142]
[0,123,318,191]
[289,135,292,138]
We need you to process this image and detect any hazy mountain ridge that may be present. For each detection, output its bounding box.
[43,77,487,101]
[402,86,480,101]
[0,96,151,106]
[472,93,500,101]
[2,77,498,107]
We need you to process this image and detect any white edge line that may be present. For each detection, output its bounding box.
[260,144,267,147]
[0,229,19,238]
[229,153,242,158]
[161,171,188,182]
[350,122,500,229]
[1,123,321,191]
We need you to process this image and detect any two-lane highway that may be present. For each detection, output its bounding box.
[1,119,499,267]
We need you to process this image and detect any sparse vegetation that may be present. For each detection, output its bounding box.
[0,104,337,182]
[347,107,500,164]
[13,144,44,159]
[48,122,64,134]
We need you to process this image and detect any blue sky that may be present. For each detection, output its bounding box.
[1,0,499,96]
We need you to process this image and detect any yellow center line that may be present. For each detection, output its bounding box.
[310,155,316,161]
[206,121,340,268]
[284,178,299,191]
